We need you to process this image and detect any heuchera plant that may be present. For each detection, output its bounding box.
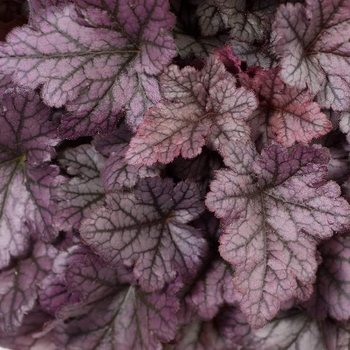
[1,0,350,348]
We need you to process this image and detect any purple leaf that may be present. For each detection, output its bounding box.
[56,145,105,231]
[246,67,332,146]
[0,73,12,99]
[0,307,55,350]
[0,241,58,333]
[0,89,60,263]
[253,311,350,350]
[0,0,176,137]
[54,286,179,350]
[126,56,257,165]
[81,177,207,292]
[173,307,254,350]
[168,148,222,182]
[206,142,350,328]
[339,112,350,143]
[94,124,160,190]
[185,259,235,320]
[305,233,350,321]
[274,0,350,110]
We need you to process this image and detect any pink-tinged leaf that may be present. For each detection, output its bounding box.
[94,124,160,191]
[0,1,176,137]
[253,311,350,350]
[56,145,105,231]
[247,67,332,146]
[0,241,57,333]
[274,0,350,110]
[54,286,179,350]
[305,233,350,321]
[81,177,207,292]
[206,142,350,328]
[126,56,257,166]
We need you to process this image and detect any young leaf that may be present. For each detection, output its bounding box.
[206,142,350,328]
[245,67,332,146]
[274,0,350,110]
[0,0,176,137]
[0,241,57,333]
[126,56,257,165]
[56,145,105,231]
[81,177,207,292]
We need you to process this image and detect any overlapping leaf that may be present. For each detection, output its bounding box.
[206,142,350,328]
[48,248,178,350]
[126,56,257,165]
[171,307,254,350]
[81,177,207,292]
[0,242,57,333]
[244,67,332,146]
[55,145,105,231]
[274,0,350,110]
[0,307,54,350]
[253,310,350,350]
[305,233,350,321]
[93,124,160,191]
[0,0,177,137]
[0,89,60,266]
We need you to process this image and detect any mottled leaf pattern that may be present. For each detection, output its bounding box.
[81,177,207,292]
[56,145,105,231]
[126,56,257,165]
[274,0,350,110]
[206,142,350,327]
[0,0,177,137]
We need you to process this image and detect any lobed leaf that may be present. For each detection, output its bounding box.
[0,0,177,137]
[81,177,207,292]
[56,144,105,231]
[206,142,350,328]
[246,67,332,146]
[0,242,57,333]
[274,0,350,110]
[126,56,257,166]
